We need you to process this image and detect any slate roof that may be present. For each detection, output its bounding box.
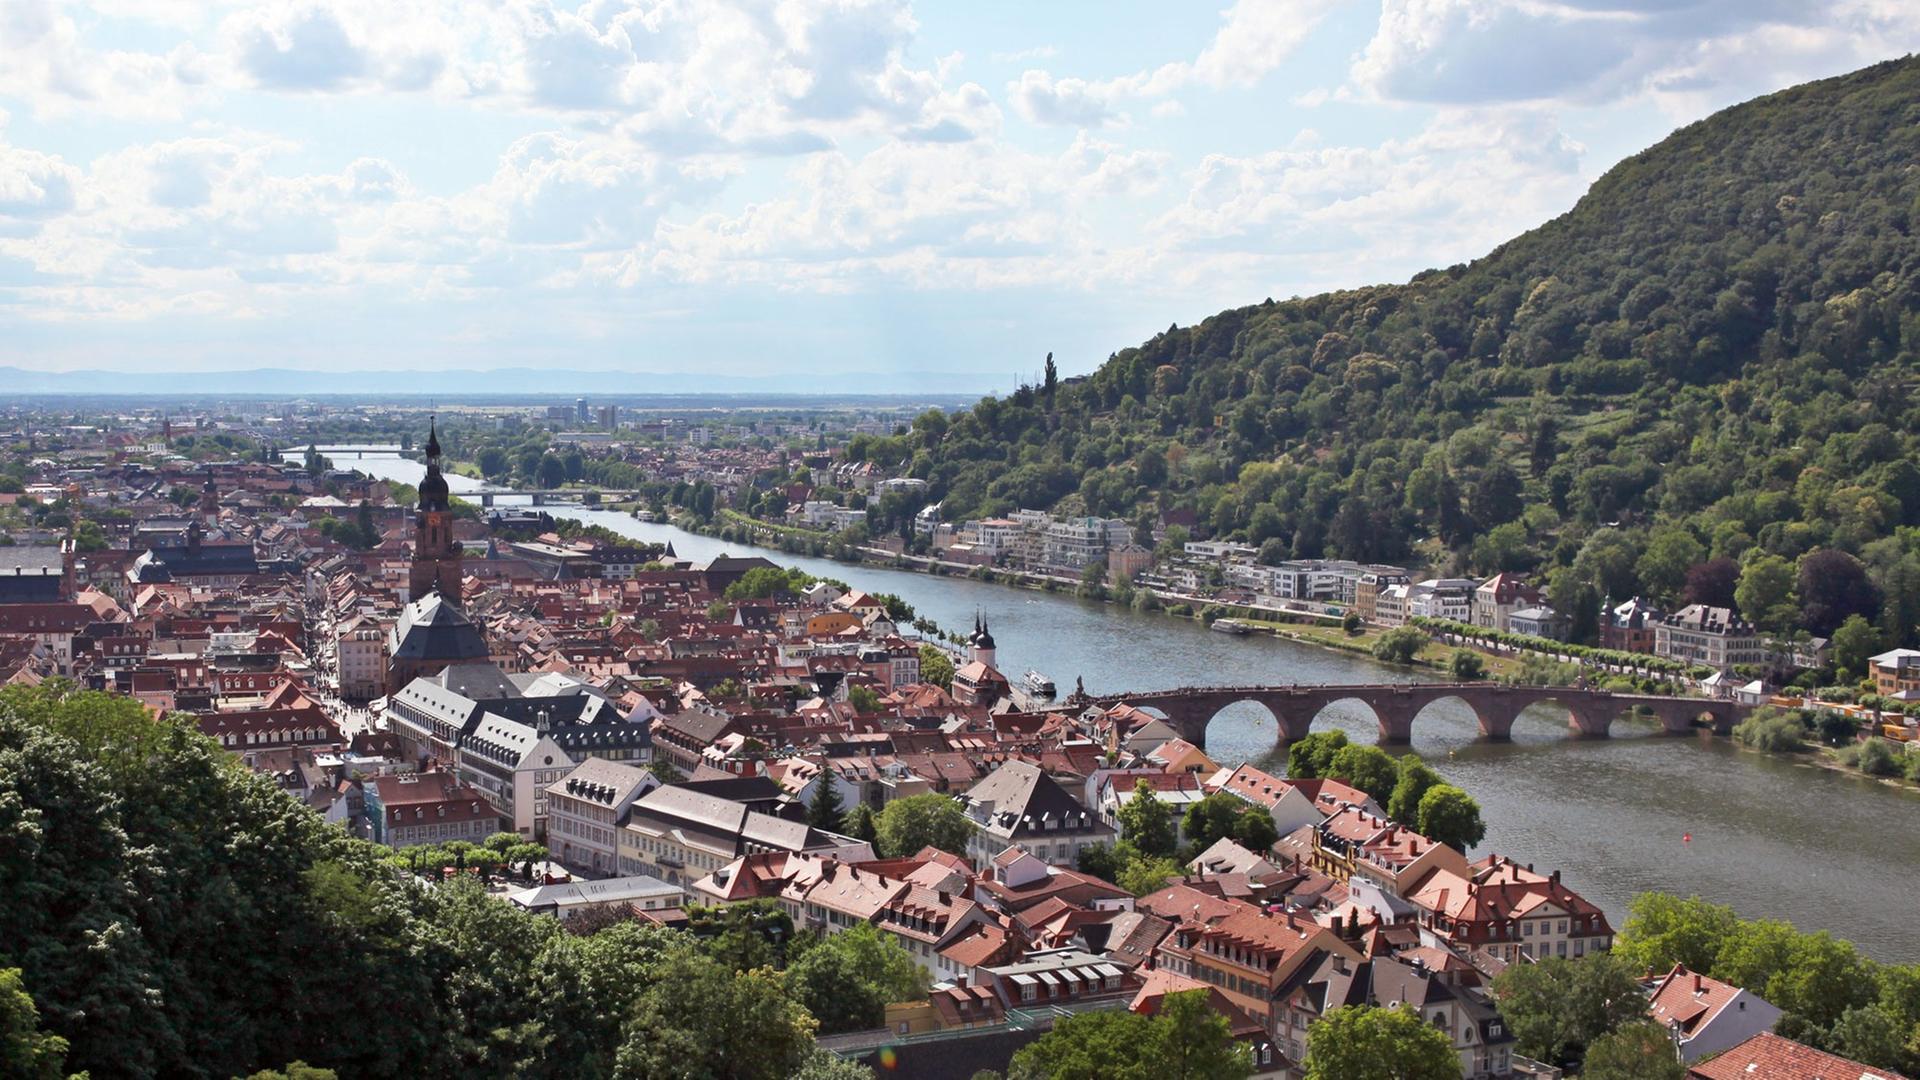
[966,760,1105,838]
[389,592,489,662]
[0,546,62,574]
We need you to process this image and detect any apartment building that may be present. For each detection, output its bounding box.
[1655,605,1767,671]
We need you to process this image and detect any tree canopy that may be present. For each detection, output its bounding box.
[873,793,974,859]
[1008,990,1251,1080]
[0,681,886,1079]
[1303,1004,1460,1080]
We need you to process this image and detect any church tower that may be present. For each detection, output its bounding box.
[970,613,997,669]
[408,418,463,605]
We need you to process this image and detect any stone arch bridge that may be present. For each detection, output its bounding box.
[1082,683,1747,749]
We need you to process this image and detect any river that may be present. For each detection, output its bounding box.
[323,451,1920,961]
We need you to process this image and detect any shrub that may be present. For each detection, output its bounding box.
[1853,738,1899,777]
[1731,709,1808,753]
[1449,649,1487,680]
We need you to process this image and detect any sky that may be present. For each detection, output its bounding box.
[1,1,1916,386]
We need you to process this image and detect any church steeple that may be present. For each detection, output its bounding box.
[409,417,462,606]
[418,416,450,513]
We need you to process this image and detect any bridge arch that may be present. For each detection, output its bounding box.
[1195,699,1285,762]
[1638,699,1730,735]
[1406,694,1504,741]
[1301,695,1397,745]
[1498,694,1622,739]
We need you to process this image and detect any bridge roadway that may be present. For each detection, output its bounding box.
[473,489,643,507]
[1079,682,1746,748]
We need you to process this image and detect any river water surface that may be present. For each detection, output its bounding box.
[328,451,1920,960]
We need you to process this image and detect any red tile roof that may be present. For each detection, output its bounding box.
[1687,1031,1909,1080]
[1648,964,1744,1038]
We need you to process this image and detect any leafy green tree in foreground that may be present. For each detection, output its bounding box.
[1416,784,1486,851]
[1579,1021,1685,1080]
[686,899,795,972]
[613,952,815,1080]
[1327,743,1398,806]
[0,968,67,1080]
[1388,755,1444,823]
[789,924,930,1034]
[1372,626,1429,665]
[1116,779,1178,858]
[1286,730,1349,779]
[918,643,955,690]
[1490,953,1648,1065]
[793,1047,877,1079]
[845,801,878,845]
[874,793,974,858]
[1611,893,1741,975]
[1008,990,1251,1080]
[527,919,692,1076]
[1303,1003,1460,1080]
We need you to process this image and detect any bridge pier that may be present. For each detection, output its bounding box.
[479,493,495,508]
[1372,698,1419,745]
[530,493,545,507]
[1276,711,1313,743]
[1477,711,1516,741]
[1567,700,1617,738]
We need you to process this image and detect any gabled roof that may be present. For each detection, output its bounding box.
[550,757,654,808]
[1686,1031,1910,1080]
[1648,964,1752,1038]
[966,759,1103,836]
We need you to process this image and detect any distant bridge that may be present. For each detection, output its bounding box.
[1080,682,1746,749]
[473,489,643,508]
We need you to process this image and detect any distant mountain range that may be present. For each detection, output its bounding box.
[0,365,1005,399]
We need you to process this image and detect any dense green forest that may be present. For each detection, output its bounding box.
[0,684,891,1080]
[852,58,1920,650]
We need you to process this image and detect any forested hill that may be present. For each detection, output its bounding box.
[857,55,1920,649]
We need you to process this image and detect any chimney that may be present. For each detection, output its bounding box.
[1550,869,1560,885]
[1693,973,1702,993]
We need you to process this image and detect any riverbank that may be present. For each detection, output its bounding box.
[653,505,1700,695]
[1735,740,1920,792]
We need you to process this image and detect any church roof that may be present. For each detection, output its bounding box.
[388,591,489,662]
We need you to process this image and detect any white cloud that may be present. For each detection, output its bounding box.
[1010,70,1122,127]
[1152,108,1587,290]
[228,4,370,90]
[0,141,81,237]
[1348,0,1920,113]
[0,0,197,118]
[486,133,717,248]
[1010,0,1338,127]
